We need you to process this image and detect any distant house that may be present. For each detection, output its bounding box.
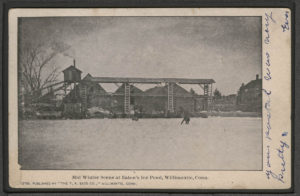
[237,74,262,112]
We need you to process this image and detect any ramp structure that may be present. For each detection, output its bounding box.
[28,64,215,116]
[90,77,215,114]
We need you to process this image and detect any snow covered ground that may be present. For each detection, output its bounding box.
[19,117,262,170]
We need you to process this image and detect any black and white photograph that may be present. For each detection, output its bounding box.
[18,16,262,170]
[7,8,292,190]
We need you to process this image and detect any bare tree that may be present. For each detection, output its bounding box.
[20,41,70,96]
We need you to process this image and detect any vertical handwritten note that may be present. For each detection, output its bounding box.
[264,10,290,185]
[281,11,290,32]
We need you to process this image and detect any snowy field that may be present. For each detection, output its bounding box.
[19,117,262,170]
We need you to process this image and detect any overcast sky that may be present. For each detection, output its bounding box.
[19,16,261,95]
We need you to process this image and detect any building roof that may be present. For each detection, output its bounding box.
[62,65,82,73]
[145,84,193,97]
[144,86,167,95]
[240,78,262,90]
[63,82,107,103]
[90,83,107,94]
[82,73,93,81]
[115,84,144,94]
[91,77,215,84]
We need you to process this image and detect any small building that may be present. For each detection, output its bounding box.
[237,74,262,112]
[112,84,144,114]
[140,84,195,115]
[62,65,82,82]
[62,73,109,117]
[81,74,109,108]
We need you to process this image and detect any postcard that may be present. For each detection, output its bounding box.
[7,8,292,190]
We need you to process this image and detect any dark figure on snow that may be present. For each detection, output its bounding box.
[181,110,190,125]
[132,106,139,121]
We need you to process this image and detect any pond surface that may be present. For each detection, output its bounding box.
[19,117,262,170]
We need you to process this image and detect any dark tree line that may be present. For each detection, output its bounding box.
[213,88,222,99]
